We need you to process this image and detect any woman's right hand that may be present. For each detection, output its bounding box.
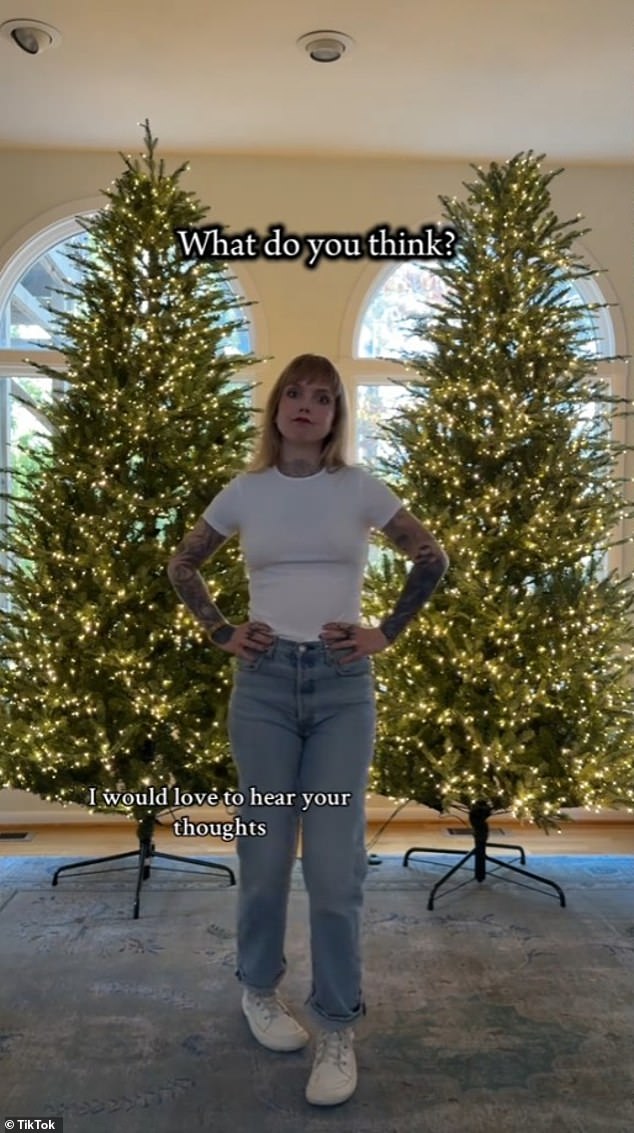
[212,621,276,660]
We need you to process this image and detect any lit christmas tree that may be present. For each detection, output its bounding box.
[0,122,257,829]
[363,152,634,832]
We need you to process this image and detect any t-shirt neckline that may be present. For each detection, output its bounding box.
[273,465,327,480]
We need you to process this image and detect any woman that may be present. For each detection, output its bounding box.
[167,353,448,1107]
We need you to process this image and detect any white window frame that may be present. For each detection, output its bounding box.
[340,257,630,575]
[0,209,266,604]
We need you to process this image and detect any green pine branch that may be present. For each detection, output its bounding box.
[363,151,634,830]
[0,123,260,821]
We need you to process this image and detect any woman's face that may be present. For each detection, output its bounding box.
[276,378,336,445]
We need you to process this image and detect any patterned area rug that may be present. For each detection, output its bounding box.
[1,853,632,1133]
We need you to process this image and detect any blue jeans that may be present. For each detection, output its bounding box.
[227,635,376,1030]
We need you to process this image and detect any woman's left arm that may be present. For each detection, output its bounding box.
[377,507,449,644]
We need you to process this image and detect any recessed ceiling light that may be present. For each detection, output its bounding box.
[296,30,355,63]
[0,18,61,55]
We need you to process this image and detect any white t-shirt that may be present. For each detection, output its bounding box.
[203,464,403,643]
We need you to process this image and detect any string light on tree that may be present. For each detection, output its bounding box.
[362,151,634,832]
[0,121,258,829]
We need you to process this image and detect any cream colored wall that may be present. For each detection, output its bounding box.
[0,149,632,823]
[1,150,631,363]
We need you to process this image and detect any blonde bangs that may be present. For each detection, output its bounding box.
[243,353,351,474]
[277,355,343,399]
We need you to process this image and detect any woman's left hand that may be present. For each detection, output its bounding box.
[319,623,389,664]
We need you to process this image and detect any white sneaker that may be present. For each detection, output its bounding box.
[241,989,310,1052]
[305,1027,357,1106]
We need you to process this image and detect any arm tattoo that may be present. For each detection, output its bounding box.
[378,508,449,644]
[167,517,233,642]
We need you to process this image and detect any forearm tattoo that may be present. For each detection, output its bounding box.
[167,517,232,640]
[378,509,449,644]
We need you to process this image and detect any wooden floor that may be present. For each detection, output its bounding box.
[1,819,633,857]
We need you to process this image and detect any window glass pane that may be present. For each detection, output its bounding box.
[356,264,609,572]
[358,262,446,359]
[217,283,252,356]
[557,281,599,359]
[8,377,54,508]
[358,261,599,363]
[357,383,413,477]
[12,374,56,411]
[1,229,252,355]
[5,234,88,348]
[357,383,415,568]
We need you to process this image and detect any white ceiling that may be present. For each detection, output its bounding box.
[0,0,632,162]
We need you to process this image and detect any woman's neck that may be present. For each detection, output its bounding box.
[277,457,322,478]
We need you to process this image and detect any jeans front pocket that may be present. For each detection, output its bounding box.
[235,636,279,673]
[236,650,268,674]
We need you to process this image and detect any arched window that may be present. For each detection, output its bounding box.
[0,215,256,595]
[355,262,445,474]
[351,259,621,572]
[357,260,447,362]
[0,219,254,353]
[355,259,616,471]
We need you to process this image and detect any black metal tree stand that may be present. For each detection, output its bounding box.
[52,811,235,918]
[403,800,566,910]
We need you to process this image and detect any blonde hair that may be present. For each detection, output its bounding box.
[244,354,351,474]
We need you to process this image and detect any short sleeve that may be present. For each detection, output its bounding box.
[359,468,403,530]
[202,476,242,537]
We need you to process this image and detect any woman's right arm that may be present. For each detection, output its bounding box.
[167,517,234,643]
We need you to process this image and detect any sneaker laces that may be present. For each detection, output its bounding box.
[314,1029,353,1074]
[249,991,291,1021]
